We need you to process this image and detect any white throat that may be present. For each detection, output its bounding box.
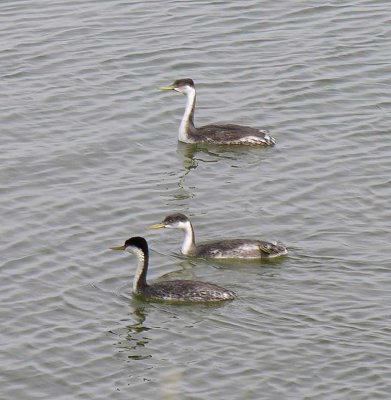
[128,247,147,294]
[180,220,196,255]
[178,86,196,143]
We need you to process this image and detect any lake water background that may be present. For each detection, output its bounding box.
[1,1,391,399]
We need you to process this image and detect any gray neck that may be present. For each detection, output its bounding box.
[131,247,148,294]
[181,221,197,255]
[179,88,196,143]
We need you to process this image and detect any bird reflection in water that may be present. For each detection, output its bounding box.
[110,306,152,361]
[175,141,249,194]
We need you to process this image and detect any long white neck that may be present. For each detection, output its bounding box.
[179,87,196,143]
[129,247,148,294]
[180,220,196,255]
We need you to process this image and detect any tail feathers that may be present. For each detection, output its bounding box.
[259,130,276,145]
[259,241,287,257]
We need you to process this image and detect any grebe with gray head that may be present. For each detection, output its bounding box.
[110,236,235,302]
[159,78,275,146]
[150,213,288,259]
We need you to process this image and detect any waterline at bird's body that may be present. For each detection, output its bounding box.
[110,236,236,303]
[150,213,287,259]
[160,78,275,146]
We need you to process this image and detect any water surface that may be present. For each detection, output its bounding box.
[1,1,391,399]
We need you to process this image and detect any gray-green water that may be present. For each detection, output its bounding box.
[1,1,390,399]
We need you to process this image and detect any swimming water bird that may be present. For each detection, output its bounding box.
[110,236,236,303]
[150,213,288,259]
[159,78,275,146]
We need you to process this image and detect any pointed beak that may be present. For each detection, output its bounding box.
[159,85,175,91]
[149,223,166,230]
[109,245,126,251]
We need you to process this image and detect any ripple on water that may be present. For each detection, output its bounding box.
[1,0,391,399]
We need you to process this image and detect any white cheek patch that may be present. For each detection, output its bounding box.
[177,85,194,95]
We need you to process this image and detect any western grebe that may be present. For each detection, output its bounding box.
[110,236,235,302]
[150,213,288,259]
[159,78,275,146]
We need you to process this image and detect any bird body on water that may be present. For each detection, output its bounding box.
[150,213,288,259]
[110,236,235,303]
[160,78,275,146]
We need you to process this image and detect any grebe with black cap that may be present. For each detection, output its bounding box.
[150,213,287,259]
[110,236,236,303]
[160,78,275,146]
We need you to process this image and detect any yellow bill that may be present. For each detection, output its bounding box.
[149,223,165,229]
[109,245,126,251]
[159,85,175,91]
